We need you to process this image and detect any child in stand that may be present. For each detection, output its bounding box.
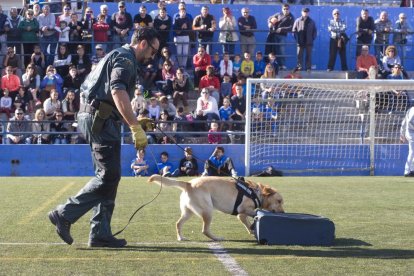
[211,52,221,77]
[30,45,46,76]
[219,96,234,131]
[131,85,146,116]
[148,97,160,120]
[220,74,232,99]
[131,149,149,177]
[253,51,266,78]
[208,121,222,144]
[55,20,70,45]
[0,89,13,118]
[232,54,241,81]
[93,14,110,51]
[240,52,254,78]
[268,52,279,76]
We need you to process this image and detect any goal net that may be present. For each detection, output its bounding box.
[245,79,414,176]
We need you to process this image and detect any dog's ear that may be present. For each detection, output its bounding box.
[259,184,277,196]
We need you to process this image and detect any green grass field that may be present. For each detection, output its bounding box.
[1,176,414,275]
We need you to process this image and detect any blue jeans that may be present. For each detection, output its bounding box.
[198,37,213,55]
[222,42,235,56]
[40,35,57,67]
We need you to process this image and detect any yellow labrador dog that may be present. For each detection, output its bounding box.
[148,175,284,241]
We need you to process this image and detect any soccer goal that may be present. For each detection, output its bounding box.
[245,79,414,176]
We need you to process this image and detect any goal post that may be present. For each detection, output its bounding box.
[245,79,414,176]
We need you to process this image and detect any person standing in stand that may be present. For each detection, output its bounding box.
[327,9,348,72]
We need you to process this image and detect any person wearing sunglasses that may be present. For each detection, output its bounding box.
[48,27,160,248]
[5,108,31,144]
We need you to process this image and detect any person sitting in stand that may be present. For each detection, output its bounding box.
[208,121,222,144]
[381,45,403,79]
[6,108,32,144]
[195,88,220,129]
[131,85,146,116]
[63,65,83,92]
[155,109,175,144]
[267,52,280,76]
[172,68,190,113]
[3,47,23,77]
[159,96,177,120]
[22,63,41,104]
[43,89,61,119]
[50,110,69,144]
[172,147,199,177]
[61,89,78,121]
[219,52,233,80]
[199,65,221,105]
[137,109,156,144]
[147,97,160,120]
[202,146,237,177]
[53,43,72,78]
[131,149,149,177]
[155,60,175,97]
[240,51,254,78]
[30,45,46,77]
[39,65,63,102]
[14,86,34,114]
[387,63,404,80]
[220,74,232,99]
[91,44,106,69]
[31,108,50,144]
[356,45,378,79]
[211,52,221,77]
[172,107,188,143]
[156,151,174,177]
[232,54,242,80]
[219,96,234,131]
[0,89,13,118]
[1,66,21,104]
[71,45,91,82]
[253,51,266,78]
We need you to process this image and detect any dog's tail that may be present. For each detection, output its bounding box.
[148,174,188,191]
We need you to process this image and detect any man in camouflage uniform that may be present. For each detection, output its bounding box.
[48,27,159,248]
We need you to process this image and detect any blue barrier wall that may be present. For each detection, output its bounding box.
[0,144,407,176]
[89,3,414,71]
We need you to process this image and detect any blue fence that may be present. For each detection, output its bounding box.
[0,144,406,176]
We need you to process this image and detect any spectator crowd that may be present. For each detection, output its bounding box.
[0,1,413,144]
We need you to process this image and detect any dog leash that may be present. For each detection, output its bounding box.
[113,146,163,237]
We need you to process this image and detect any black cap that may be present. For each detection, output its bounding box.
[302,7,310,12]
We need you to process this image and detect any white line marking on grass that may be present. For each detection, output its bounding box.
[18,182,76,225]
[0,241,205,246]
[208,242,249,276]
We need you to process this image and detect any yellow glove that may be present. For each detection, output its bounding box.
[130,124,148,150]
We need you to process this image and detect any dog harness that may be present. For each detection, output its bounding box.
[232,178,261,215]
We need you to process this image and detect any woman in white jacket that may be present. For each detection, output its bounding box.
[218,7,238,56]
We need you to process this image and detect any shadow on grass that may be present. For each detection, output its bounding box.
[79,239,414,259]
